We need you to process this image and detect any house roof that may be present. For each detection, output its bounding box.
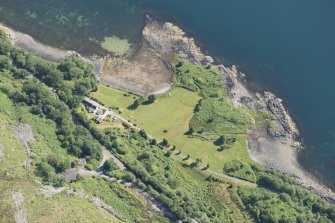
[83,98,100,109]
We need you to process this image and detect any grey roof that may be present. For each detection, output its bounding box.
[83,98,101,109]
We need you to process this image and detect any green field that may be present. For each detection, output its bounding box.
[91,85,252,173]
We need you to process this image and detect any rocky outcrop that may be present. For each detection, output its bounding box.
[141,17,335,201]
[143,17,301,148]
[143,17,214,65]
[262,92,300,141]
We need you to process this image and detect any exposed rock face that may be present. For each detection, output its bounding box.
[262,92,300,140]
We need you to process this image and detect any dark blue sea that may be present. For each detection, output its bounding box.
[0,0,334,189]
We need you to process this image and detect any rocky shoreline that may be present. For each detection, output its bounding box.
[142,17,335,202]
[0,22,105,76]
[1,17,335,202]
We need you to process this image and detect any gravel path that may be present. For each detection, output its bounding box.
[71,145,174,218]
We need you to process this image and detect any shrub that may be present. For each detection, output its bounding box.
[224,160,256,182]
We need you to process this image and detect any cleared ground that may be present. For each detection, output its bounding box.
[91,85,252,173]
[100,42,173,96]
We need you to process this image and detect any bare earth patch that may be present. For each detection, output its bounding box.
[12,192,27,223]
[13,124,34,169]
[100,42,173,96]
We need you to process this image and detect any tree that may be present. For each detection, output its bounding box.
[103,159,118,176]
[165,150,172,157]
[195,158,202,167]
[139,129,148,139]
[128,99,141,110]
[187,127,194,135]
[217,145,225,152]
[215,135,225,146]
[47,153,70,173]
[162,138,169,147]
[147,94,156,103]
[37,161,56,182]
[0,55,12,70]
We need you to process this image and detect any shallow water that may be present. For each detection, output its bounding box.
[0,0,334,189]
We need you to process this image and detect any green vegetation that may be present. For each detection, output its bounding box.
[101,36,132,56]
[71,176,168,222]
[224,160,256,183]
[25,190,121,223]
[75,111,251,222]
[174,61,255,134]
[238,172,335,222]
[102,158,120,177]
[88,61,335,222]
[91,76,252,174]
[0,29,169,222]
[0,93,122,222]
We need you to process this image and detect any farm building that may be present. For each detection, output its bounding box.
[83,98,100,114]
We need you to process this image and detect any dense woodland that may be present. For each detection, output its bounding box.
[0,29,335,222]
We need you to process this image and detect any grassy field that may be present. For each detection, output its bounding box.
[91,85,253,174]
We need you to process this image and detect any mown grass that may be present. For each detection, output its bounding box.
[91,84,253,173]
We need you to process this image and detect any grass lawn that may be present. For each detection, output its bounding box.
[91,85,253,173]
[91,84,135,110]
